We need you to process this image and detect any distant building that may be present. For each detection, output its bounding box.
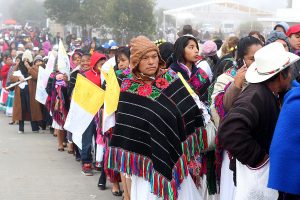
[258,0,300,25]
[162,0,274,37]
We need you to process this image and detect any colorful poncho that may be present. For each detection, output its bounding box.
[107,69,204,200]
[170,63,211,104]
[46,72,70,127]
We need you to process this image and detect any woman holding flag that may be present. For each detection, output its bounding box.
[10,51,42,133]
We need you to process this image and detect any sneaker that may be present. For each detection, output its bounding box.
[18,131,24,134]
[32,130,39,133]
[81,164,93,176]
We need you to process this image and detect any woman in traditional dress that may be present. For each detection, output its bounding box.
[169,35,211,104]
[46,62,70,151]
[210,36,263,200]
[114,46,132,200]
[169,35,220,199]
[107,36,205,200]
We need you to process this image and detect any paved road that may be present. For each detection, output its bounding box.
[0,113,119,200]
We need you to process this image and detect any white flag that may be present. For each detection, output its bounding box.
[57,39,70,76]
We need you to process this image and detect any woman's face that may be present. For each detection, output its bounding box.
[96,59,106,71]
[16,58,21,66]
[35,60,44,67]
[184,40,199,63]
[72,54,82,66]
[117,53,130,70]
[11,43,16,49]
[80,55,90,71]
[244,44,262,68]
[138,50,159,76]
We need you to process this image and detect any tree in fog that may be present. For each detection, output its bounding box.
[44,0,80,25]
[9,0,46,25]
[44,0,107,37]
[104,0,156,42]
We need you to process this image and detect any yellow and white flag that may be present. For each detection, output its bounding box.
[101,61,120,133]
[64,74,104,149]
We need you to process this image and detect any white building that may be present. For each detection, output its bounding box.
[258,0,300,26]
[162,0,274,36]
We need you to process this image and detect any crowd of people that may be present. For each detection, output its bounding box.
[0,21,300,200]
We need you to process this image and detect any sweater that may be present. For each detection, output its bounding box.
[0,64,11,88]
[218,83,280,168]
[268,80,300,195]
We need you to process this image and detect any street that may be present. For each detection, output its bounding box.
[0,113,118,200]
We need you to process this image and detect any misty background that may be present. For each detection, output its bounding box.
[156,0,286,11]
[0,0,288,20]
[0,0,293,43]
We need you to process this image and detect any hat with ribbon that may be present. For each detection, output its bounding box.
[246,42,300,83]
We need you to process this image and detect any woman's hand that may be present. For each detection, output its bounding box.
[63,74,68,82]
[234,65,247,89]
[18,76,25,82]
[24,61,31,70]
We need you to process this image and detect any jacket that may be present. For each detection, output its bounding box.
[218,83,280,168]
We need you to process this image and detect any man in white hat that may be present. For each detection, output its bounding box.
[218,42,300,199]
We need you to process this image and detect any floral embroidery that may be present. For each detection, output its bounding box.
[199,69,208,79]
[128,82,139,92]
[121,79,132,92]
[225,67,237,78]
[190,76,201,89]
[121,70,178,100]
[116,68,132,80]
[162,69,178,84]
[214,82,232,119]
[137,84,152,97]
[149,88,161,99]
[123,68,131,75]
[155,78,169,89]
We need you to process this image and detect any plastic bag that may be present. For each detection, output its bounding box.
[235,159,278,200]
[205,120,217,151]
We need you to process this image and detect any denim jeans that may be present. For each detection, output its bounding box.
[80,121,96,164]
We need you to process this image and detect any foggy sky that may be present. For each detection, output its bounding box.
[0,0,288,20]
[155,0,287,11]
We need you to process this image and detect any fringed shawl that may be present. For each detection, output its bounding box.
[108,69,204,200]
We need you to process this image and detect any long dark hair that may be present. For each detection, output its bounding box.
[236,36,263,62]
[18,54,32,78]
[212,36,262,81]
[114,46,130,69]
[158,42,174,68]
[173,36,199,64]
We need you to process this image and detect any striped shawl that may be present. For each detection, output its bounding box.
[107,69,204,200]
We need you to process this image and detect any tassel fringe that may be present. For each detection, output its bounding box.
[106,147,189,200]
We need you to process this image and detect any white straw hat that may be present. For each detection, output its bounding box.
[246,42,300,83]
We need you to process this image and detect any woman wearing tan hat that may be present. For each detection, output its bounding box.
[106,36,205,200]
